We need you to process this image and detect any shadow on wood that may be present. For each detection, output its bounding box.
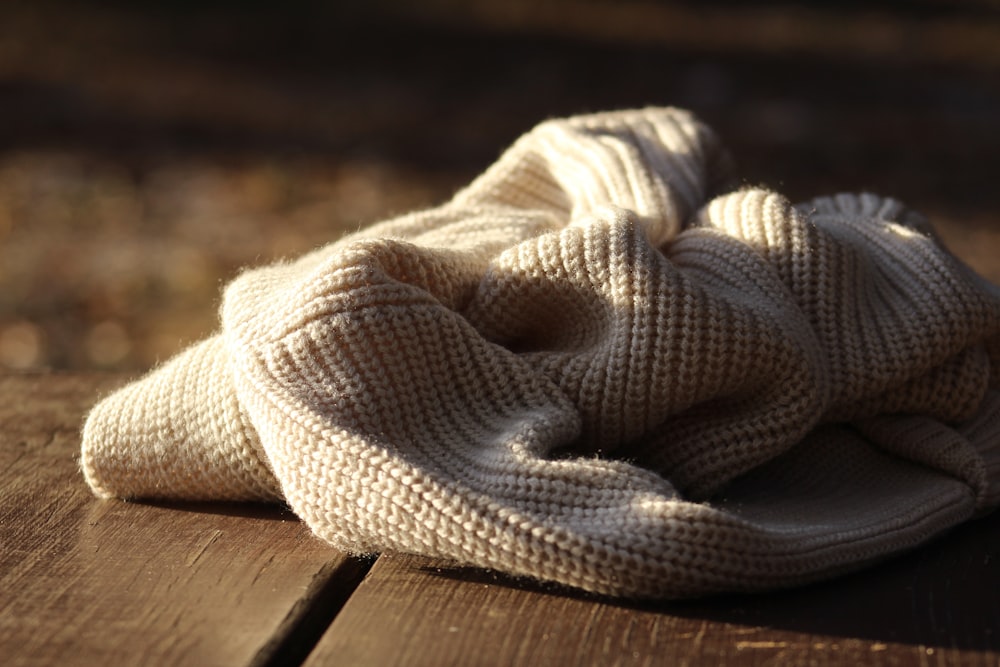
[417,508,1000,652]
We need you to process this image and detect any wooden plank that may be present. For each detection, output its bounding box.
[0,373,370,667]
[308,508,1000,666]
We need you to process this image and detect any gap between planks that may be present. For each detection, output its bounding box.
[250,553,376,667]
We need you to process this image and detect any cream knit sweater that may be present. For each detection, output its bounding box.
[82,108,1000,598]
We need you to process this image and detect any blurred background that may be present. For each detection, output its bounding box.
[1,0,999,371]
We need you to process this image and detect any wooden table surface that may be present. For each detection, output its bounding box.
[2,368,1000,666]
[2,2,1000,665]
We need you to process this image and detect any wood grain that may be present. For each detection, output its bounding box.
[308,509,1000,667]
[0,373,369,667]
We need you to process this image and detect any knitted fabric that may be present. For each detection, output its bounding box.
[82,108,1000,598]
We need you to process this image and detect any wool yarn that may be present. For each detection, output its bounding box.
[82,108,1000,598]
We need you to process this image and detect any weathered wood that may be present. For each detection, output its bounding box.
[308,510,1000,667]
[0,373,369,667]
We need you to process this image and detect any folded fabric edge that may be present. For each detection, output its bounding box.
[81,335,282,502]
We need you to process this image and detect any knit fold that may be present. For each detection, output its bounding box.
[81,107,1000,598]
[82,336,279,502]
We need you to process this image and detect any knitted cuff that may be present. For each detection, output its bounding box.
[959,390,1000,511]
[857,388,1000,514]
[82,335,280,502]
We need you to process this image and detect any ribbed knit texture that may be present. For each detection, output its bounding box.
[82,108,1000,598]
